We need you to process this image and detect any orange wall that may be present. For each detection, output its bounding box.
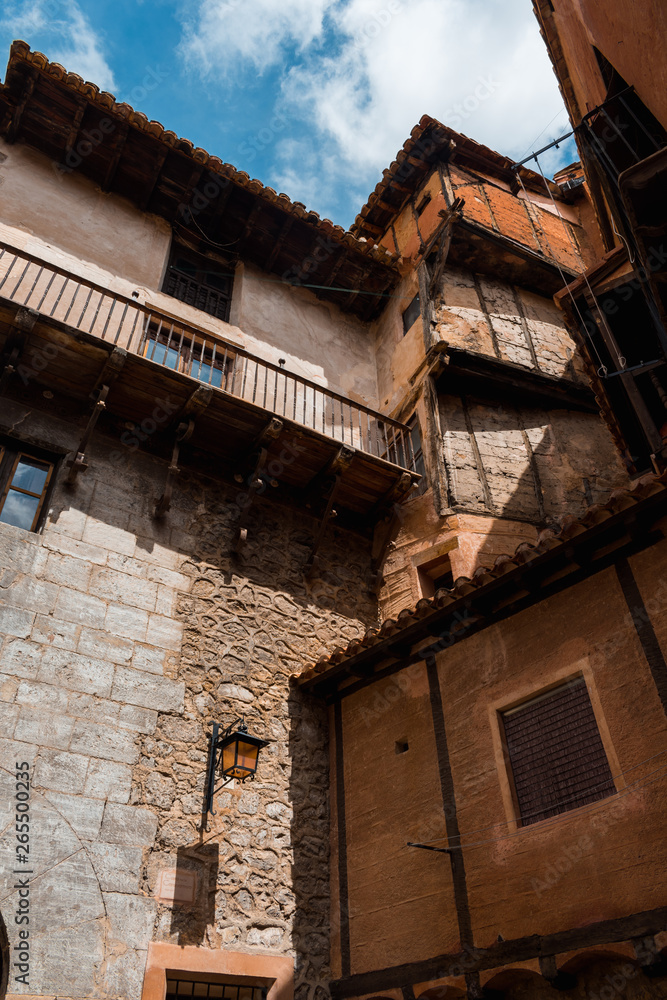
[333,528,667,976]
[542,0,667,129]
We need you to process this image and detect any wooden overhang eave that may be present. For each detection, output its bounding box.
[0,42,400,322]
[298,475,667,699]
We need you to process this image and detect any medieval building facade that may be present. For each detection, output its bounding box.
[0,4,665,999]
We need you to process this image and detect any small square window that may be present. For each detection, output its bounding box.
[0,442,56,532]
[501,678,616,827]
[418,554,454,598]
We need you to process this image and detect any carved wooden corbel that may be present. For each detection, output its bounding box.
[154,418,195,518]
[65,385,109,485]
[304,445,355,578]
[233,417,284,554]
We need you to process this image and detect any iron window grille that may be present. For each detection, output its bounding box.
[0,440,56,532]
[501,677,616,826]
[163,245,234,322]
[166,980,268,1000]
[142,323,237,391]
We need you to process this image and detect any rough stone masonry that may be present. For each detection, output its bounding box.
[0,398,378,1000]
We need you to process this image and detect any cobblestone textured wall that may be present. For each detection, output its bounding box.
[0,399,377,1000]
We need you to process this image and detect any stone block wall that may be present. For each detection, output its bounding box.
[0,398,377,1000]
[435,266,587,381]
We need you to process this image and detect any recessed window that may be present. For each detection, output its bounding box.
[166,979,267,1000]
[163,243,233,322]
[395,740,409,754]
[0,442,55,532]
[501,678,615,827]
[418,554,454,598]
[416,193,432,216]
[402,294,421,336]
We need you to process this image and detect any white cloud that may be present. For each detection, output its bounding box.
[180,0,333,76]
[179,0,577,223]
[0,0,116,92]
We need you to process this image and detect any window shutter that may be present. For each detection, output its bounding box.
[502,678,615,826]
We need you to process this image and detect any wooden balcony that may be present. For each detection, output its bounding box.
[0,241,419,534]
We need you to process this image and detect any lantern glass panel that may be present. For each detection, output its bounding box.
[221,735,260,780]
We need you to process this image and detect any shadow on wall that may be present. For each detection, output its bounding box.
[168,843,219,946]
[288,682,332,1000]
[0,907,8,1000]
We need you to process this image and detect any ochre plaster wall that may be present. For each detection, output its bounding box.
[331,666,459,978]
[543,0,667,130]
[334,532,667,981]
[435,548,667,947]
[0,140,172,288]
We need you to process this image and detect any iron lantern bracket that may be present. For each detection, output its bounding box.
[204,719,269,825]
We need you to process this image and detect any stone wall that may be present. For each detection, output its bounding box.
[0,397,377,1000]
[435,266,587,380]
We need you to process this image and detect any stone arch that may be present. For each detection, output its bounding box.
[560,948,638,976]
[0,906,9,1000]
[483,969,553,1000]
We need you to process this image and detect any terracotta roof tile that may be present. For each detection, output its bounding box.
[295,470,667,683]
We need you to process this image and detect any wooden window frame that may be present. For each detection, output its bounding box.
[163,243,234,323]
[0,441,56,533]
[142,325,238,391]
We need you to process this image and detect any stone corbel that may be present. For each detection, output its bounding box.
[154,418,195,518]
[304,446,355,578]
[65,385,109,485]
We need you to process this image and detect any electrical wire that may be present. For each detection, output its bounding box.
[518,109,572,163]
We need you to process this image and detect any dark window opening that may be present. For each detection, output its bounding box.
[163,244,233,322]
[576,288,667,470]
[418,554,454,598]
[502,677,615,827]
[582,51,667,179]
[402,293,421,335]
[416,193,432,216]
[395,740,409,754]
[166,981,267,1000]
[0,440,57,532]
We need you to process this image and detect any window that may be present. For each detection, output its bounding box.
[163,244,233,322]
[166,979,267,1000]
[418,554,454,598]
[143,325,236,391]
[501,678,615,827]
[0,442,55,532]
[416,193,432,216]
[402,293,421,335]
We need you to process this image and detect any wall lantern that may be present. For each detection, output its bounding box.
[204,718,269,821]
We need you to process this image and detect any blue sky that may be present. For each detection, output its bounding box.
[0,0,577,229]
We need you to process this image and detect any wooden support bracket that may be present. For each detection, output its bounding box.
[232,417,284,554]
[154,418,195,518]
[633,935,667,977]
[368,471,416,593]
[90,346,126,397]
[538,956,577,991]
[0,307,37,394]
[305,446,355,578]
[65,386,109,485]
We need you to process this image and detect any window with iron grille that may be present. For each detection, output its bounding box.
[142,323,237,391]
[163,244,233,322]
[501,678,616,827]
[165,978,268,1000]
[0,439,57,532]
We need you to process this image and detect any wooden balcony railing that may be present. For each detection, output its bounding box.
[0,242,417,471]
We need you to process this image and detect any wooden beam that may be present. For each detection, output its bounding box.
[239,199,263,243]
[264,216,294,271]
[140,146,169,212]
[102,123,129,192]
[64,99,87,158]
[5,71,37,144]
